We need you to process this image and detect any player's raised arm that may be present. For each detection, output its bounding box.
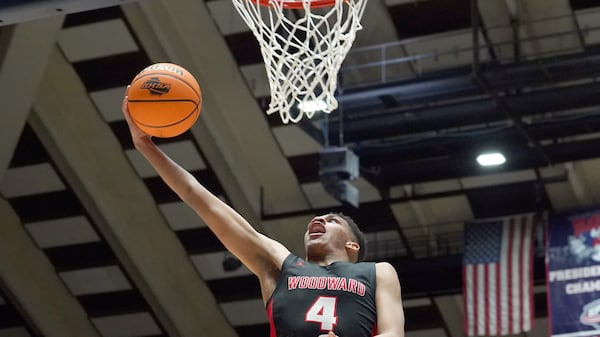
[374,262,405,337]
[122,90,290,277]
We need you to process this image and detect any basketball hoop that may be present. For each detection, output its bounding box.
[231,0,367,123]
[249,0,339,9]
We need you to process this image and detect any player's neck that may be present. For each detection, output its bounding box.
[306,251,350,266]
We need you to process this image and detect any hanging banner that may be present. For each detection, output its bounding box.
[547,210,600,337]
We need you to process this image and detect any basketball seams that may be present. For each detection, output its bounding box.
[128,101,199,126]
[128,99,199,103]
[133,106,199,129]
[131,72,201,99]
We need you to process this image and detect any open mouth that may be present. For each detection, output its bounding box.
[308,222,326,237]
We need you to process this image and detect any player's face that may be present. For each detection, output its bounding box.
[304,214,354,251]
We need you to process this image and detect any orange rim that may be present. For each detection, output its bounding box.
[251,0,337,9]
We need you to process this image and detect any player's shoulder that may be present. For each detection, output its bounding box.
[375,262,399,279]
[374,261,394,269]
[374,262,402,293]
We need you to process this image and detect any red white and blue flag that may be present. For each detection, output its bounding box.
[463,214,537,336]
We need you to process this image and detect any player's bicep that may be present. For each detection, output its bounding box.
[254,233,291,270]
[228,231,290,278]
[375,262,405,337]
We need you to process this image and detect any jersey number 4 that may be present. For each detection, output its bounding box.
[305,296,338,330]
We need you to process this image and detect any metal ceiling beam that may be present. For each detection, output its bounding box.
[332,81,600,142]
[0,291,31,332]
[360,136,600,186]
[354,110,600,161]
[336,45,600,117]
[0,197,101,337]
[0,0,141,26]
[0,18,62,178]
[505,0,519,18]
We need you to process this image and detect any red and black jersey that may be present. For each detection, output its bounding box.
[266,254,377,337]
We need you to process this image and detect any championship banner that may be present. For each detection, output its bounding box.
[547,210,600,337]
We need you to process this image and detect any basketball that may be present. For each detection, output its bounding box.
[127,63,202,138]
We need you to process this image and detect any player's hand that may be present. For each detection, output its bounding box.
[122,85,151,143]
[318,332,338,337]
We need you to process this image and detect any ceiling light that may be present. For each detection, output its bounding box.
[476,152,506,167]
[298,99,327,113]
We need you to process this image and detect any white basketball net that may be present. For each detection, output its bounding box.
[231,0,367,123]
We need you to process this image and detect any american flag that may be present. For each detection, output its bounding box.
[463,214,537,336]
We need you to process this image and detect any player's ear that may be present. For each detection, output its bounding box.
[345,241,359,249]
[345,241,360,259]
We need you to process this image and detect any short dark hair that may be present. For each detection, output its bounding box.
[334,213,367,262]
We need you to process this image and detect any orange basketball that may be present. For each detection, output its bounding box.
[127,63,202,138]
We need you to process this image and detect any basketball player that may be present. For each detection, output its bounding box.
[122,90,405,337]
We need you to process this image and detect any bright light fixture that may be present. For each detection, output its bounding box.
[477,152,506,167]
[298,100,327,113]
